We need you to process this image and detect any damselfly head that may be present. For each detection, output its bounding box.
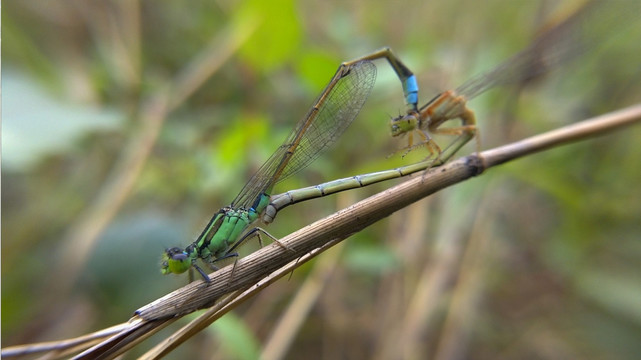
[390,112,418,137]
[161,247,192,275]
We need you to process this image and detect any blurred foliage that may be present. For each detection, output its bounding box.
[2,0,641,359]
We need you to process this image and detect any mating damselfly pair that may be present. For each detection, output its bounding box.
[161,0,628,282]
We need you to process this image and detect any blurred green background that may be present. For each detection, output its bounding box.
[3,0,641,359]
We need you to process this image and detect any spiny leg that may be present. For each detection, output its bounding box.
[193,251,243,284]
[230,227,295,254]
[407,129,442,158]
[427,92,477,139]
[201,251,244,286]
[428,112,478,158]
[187,262,212,283]
[391,94,478,177]
[386,130,415,159]
[387,128,441,161]
[419,93,478,165]
[193,263,211,283]
[225,227,295,282]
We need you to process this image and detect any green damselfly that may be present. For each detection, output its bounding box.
[162,60,377,281]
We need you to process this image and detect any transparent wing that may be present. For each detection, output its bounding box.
[232,60,377,209]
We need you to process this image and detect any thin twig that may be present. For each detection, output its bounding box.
[0,323,130,359]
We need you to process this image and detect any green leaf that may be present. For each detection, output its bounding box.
[296,50,340,90]
[237,0,301,72]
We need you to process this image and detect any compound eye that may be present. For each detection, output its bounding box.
[390,113,418,136]
[164,247,185,259]
[171,251,188,261]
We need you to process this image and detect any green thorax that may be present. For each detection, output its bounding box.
[194,192,271,260]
